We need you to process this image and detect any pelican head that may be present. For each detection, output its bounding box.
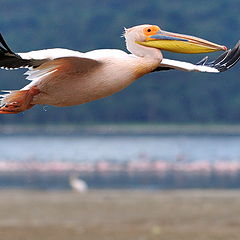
[124,24,227,55]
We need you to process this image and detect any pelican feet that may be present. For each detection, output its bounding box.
[0,101,24,113]
[0,86,40,114]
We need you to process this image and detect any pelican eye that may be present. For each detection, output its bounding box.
[144,25,160,36]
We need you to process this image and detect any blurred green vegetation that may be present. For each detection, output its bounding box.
[0,0,239,124]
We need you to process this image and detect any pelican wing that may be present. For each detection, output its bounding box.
[0,32,101,81]
[196,40,240,72]
[0,33,50,69]
[25,56,102,82]
[0,33,87,70]
[155,41,240,73]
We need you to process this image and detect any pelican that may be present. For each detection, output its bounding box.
[0,24,239,114]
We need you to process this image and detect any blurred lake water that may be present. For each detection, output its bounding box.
[1,133,240,189]
[1,134,240,162]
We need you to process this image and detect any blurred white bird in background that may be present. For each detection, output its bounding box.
[69,174,88,193]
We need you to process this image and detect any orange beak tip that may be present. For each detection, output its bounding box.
[223,46,228,51]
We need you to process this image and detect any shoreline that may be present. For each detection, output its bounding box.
[2,123,240,136]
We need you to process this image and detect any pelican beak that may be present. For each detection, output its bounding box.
[137,30,227,54]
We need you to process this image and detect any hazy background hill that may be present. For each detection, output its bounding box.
[0,0,239,124]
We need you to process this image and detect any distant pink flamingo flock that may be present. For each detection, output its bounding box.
[0,159,240,175]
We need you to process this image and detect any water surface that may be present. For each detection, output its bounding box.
[1,135,240,162]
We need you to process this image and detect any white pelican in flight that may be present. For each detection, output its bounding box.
[0,24,239,114]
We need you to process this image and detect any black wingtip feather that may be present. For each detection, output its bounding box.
[0,34,49,70]
[196,56,209,65]
[0,33,14,54]
[0,33,37,69]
